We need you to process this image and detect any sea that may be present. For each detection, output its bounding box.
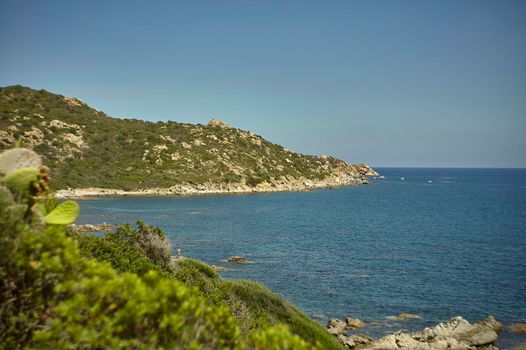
[77,168,526,348]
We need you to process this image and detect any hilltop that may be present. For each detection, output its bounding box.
[0,85,377,195]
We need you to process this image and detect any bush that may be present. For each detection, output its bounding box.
[75,234,161,275]
[33,267,240,349]
[252,324,315,350]
[108,220,172,265]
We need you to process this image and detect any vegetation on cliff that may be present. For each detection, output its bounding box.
[0,85,375,191]
[76,222,342,349]
[0,147,342,349]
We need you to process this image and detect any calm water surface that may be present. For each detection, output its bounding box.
[78,168,526,348]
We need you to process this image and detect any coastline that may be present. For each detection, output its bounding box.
[56,174,372,199]
[68,167,526,349]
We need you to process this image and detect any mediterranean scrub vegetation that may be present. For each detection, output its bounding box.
[0,147,343,349]
[0,85,365,191]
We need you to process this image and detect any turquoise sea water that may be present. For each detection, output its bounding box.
[77,168,526,348]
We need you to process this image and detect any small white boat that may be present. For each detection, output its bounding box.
[400,177,405,181]
[379,175,385,179]
[428,180,433,183]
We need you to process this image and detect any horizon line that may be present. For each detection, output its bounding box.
[369,166,526,169]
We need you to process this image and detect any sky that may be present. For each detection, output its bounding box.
[1,1,525,167]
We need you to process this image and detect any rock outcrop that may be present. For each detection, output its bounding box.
[328,316,503,350]
[208,118,229,128]
[338,334,373,348]
[327,317,365,335]
[328,319,348,335]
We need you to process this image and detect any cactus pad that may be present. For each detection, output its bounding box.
[44,200,80,225]
[2,167,39,194]
[0,148,42,176]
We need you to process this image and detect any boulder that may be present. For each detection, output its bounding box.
[208,119,229,128]
[338,334,372,348]
[327,319,347,335]
[346,317,365,328]
[211,265,228,272]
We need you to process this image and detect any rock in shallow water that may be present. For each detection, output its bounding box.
[385,313,422,321]
[227,256,247,263]
[511,323,526,334]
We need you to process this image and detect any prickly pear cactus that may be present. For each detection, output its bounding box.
[0,184,15,208]
[0,147,78,225]
[0,148,42,176]
[44,200,79,225]
[2,167,40,195]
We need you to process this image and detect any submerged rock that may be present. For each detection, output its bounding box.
[386,313,422,321]
[511,323,526,334]
[227,256,247,263]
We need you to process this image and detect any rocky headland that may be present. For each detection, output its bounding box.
[0,85,378,196]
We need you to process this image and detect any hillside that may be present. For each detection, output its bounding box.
[0,85,377,193]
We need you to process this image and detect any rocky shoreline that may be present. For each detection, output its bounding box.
[56,170,377,199]
[327,315,504,350]
[68,223,116,233]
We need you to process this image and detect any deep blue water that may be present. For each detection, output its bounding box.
[77,168,526,348]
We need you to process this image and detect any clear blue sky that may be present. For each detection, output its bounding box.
[1,1,525,167]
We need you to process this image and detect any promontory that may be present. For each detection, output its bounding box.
[0,85,377,197]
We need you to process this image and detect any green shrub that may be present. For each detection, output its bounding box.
[76,234,161,275]
[33,267,240,350]
[107,220,172,266]
[252,324,316,350]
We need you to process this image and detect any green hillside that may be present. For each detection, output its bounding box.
[0,85,376,191]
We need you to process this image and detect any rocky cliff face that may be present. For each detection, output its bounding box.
[0,85,377,193]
